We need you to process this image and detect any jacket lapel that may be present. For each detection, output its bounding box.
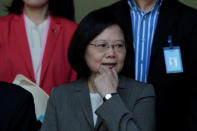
[74,79,94,129]
[12,15,35,81]
[72,77,128,131]
[123,2,135,78]
[94,117,102,130]
[148,1,179,79]
[94,76,127,131]
[40,16,61,84]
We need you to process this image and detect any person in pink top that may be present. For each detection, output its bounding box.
[0,0,77,94]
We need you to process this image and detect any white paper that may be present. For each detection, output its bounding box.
[13,74,49,121]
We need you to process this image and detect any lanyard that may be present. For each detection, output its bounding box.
[23,13,51,81]
[168,35,173,47]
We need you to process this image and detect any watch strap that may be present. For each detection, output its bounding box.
[103,93,119,102]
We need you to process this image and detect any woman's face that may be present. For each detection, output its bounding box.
[84,24,126,75]
[23,0,48,8]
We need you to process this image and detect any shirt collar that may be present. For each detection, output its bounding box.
[128,0,163,13]
[25,15,48,30]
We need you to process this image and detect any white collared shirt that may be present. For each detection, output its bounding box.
[90,93,103,126]
[25,15,47,85]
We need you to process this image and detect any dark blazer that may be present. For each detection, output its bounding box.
[0,82,37,131]
[41,76,155,131]
[107,1,197,131]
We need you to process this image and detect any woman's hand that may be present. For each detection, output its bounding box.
[93,66,118,98]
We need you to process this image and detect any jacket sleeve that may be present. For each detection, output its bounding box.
[41,89,58,131]
[10,92,38,131]
[188,11,197,131]
[95,84,155,131]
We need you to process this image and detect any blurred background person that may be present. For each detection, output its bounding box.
[0,82,38,131]
[0,0,77,95]
[41,8,155,131]
[106,0,197,131]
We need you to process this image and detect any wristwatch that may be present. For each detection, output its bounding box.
[103,93,118,102]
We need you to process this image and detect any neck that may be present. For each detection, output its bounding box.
[134,0,156,10]
[88,75,98,93]
[24,5,49,25]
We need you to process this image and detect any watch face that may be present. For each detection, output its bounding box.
[105,94,112,100]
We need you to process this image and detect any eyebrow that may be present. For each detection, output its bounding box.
[93,40,125,43]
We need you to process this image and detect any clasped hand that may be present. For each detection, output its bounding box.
[93,66,118,98]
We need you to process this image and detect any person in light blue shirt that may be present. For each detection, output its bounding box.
[128,0,162,82]
[106,0,197,131]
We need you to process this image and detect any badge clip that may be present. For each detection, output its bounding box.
[168,35,173,48]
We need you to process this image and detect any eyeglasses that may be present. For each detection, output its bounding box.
[89,40,126,52]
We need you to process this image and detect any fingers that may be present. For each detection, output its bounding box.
[93,65,118,97]
[96,65,118,84]
[97,65,108,74]
[98,65,117,75]
[112,68,118,81]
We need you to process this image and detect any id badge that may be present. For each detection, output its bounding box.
[163,46,183,74]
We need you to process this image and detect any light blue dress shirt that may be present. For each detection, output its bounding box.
[128,0,162,82]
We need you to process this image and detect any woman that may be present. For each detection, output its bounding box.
[0,0,77,94]
[41,8,155,131]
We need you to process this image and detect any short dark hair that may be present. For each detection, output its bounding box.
[68,7,130,79]
[7,0,75,20]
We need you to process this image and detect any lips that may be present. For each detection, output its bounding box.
[102,63,117,69]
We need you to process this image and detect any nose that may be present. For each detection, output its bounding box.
[105,47,116,58]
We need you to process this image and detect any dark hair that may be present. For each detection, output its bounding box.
[7,0,75,20]
[68,7,130,79]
